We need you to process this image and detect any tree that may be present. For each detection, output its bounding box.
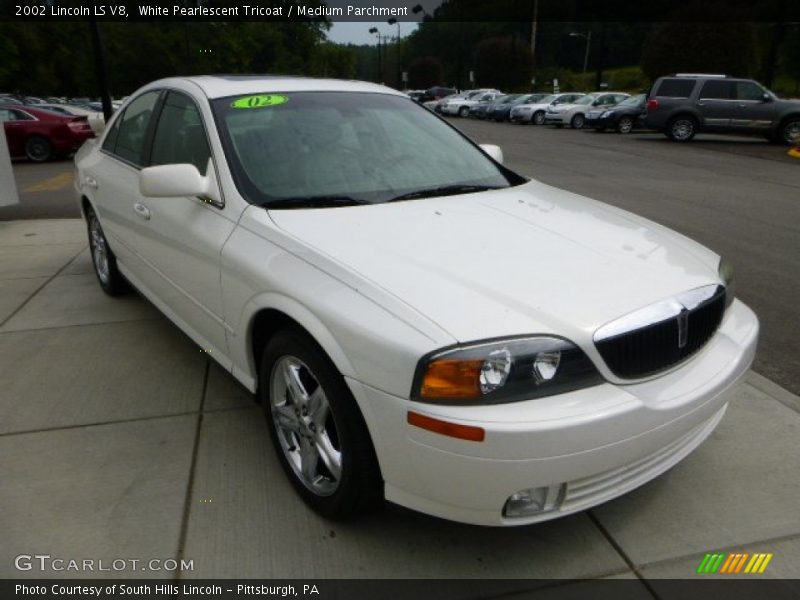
[408,56,443,88]
[473,36,533,91]
[641,22,759,81]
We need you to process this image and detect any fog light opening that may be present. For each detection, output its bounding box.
[503,484,565,518]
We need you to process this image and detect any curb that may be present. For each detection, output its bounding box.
[747,371,800,414]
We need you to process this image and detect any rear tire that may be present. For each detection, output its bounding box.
[24,136,52,162]
[533,111,546,125]
[261,328,383,520]
[85,206,129,296]
[666,115,697,142]
[458,106,469,118]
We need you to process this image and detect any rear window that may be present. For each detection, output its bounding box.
[654,79,696,98]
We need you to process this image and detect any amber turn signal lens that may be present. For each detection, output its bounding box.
[407,411,485,442]
[419,359,483,399]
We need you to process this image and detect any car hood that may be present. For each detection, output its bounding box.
[268,181,721,344]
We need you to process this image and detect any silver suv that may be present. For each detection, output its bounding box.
[644,74,800,145]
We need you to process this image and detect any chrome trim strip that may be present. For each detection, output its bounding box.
[593,284,722,342]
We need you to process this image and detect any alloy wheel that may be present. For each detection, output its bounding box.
[89,215,110,285]
[618,117,633,134]
[270,355,342,497]
[671,119,695,141]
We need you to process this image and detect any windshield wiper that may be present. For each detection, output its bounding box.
[387,184,502,203]
[261,196,371,210]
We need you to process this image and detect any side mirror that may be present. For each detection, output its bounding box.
[480,144,504,165]
[139,163,208,198]
[762,93,772,102]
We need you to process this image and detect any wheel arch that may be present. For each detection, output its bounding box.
[243,296,357,396]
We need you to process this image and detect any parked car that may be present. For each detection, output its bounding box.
[38,103,106,134]
[0,95,23,105]
[69,97,92,106]
[426,92,466,114]
[469,94,518,119]
[1,104,95,161]
[405,90,425,102]
[418,86,458,104]
[509,93,586,125]
[587,94,647,133]
[441,90,503,117]
[490,93,547,122]
[645,74,800,144]
[75,76,757,526]
[545,92,630,129]
[23,96,46,105]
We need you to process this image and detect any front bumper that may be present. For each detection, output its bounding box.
[347,299,758,526]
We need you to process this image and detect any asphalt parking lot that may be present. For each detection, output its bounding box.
[1,126,800,589]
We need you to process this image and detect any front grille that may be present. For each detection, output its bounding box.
[595,288,726,379]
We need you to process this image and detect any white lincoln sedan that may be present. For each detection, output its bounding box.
[75,76,758,526]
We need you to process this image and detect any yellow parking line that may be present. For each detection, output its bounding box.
[24,171,74,193]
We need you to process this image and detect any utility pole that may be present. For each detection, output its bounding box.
[88,17,113,122]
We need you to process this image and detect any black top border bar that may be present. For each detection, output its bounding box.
[1,0,799,22]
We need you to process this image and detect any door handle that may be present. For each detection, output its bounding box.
[133,202,151,221]
[84,176,99,189]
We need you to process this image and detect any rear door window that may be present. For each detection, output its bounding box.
[699,80,734,100]
[655,79,696,98]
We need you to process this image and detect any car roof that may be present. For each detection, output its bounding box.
[143,75,404,100]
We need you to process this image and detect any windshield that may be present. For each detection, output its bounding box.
[617,94,645,107]
[213,92,522,208]
[574,95,598,105]
[537,95,556,104]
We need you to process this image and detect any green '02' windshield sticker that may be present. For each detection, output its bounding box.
[231,94,289,109]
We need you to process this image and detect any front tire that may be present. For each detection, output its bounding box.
[532,111,546,125]
[777,118,800,146]
[666,115,697,142]
[261,328,383,520]
[458,106,469,118]
[616,116,634,134]
[570,113,586,129]
[25,136,52,162]
[86,206,129,296]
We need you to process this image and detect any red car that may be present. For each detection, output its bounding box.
[0,104,95,162]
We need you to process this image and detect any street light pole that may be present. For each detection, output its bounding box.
[368,27,383,82]
[569,31,592,83]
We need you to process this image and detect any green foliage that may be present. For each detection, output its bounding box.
[641,22,759,81]
[0,19,331,96]
[473,36,533,91]
[407,56,444,89]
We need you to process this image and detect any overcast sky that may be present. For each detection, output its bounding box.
[326,21,420,46]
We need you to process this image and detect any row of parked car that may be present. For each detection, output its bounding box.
[422,88,648,134]
[415,74,800,145]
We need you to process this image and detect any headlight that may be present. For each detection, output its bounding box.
[719,257,735,309]
[411,336,603,404]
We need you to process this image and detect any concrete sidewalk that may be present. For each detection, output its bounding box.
[1,220,799,591]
